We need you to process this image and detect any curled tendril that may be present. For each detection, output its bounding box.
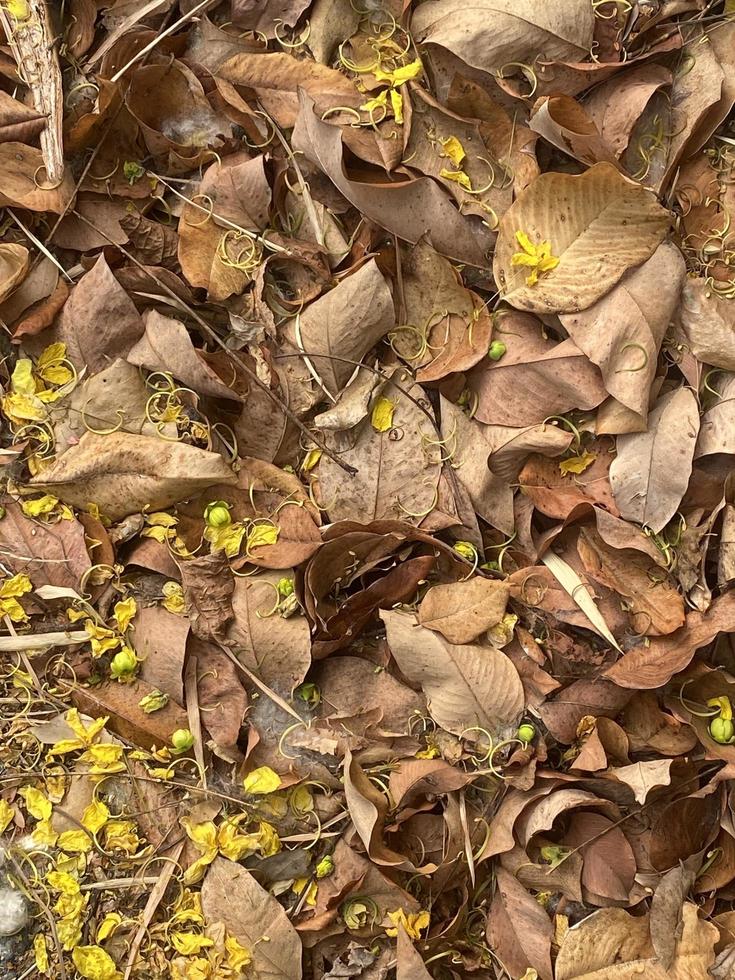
[614,342,649,374]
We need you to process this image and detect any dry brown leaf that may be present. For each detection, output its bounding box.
[201,857,303,980]
[413,0,594,75]
[487,866,553,980]
[0,497,92,590]
[0,142,74,212]
[343,749,413,868]
[380,608,524,738]
[609,386,699,533]
[178,552,235,640]
[396,925,432,980]
[529,96,618,169]
[417,577,509,644]
[555,903,716,980]
[493,163,670,314]
[31,432,237,521]
[0,243,29,303]
[675,277,735,370]
[607,759,673,805]
[72,678,188,749]
[134,604,189,705]
[650,861,700,971]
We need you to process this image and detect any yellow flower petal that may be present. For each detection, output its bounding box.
[72,944,122,980]
[243,766,282,795]
[20,786,52,821]
[439,168,472,191]
[32,818,58,847]
[58,829,93,853]
[113,596,137,632]
[0,574,32,599]
[292,877,318,906]
[390,88,403,124]
[0,799,14,833]
[97,912,122,942]
[225,935,252,971]
[438,135,466,168]
[246,523,279,554]
[559,451,596,475]
[20,494,59,518]
[170,932,214,956]
[162,581,185,614]
[81,799,110,834]
[34,933,49,974]
[79,743,125,773]
[371,396,396,433]
[374,58,422,85]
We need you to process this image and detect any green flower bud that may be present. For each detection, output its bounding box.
[277,576,295,598]
[171,728,194,753]
[453,540,477,560]
[709,717,735,744]
[488,341,507,361]
[295,682,320,706]
[517,723,536,744]
[110,647,137,680]
[138,689,169,714]
[204,501,231,528]
[315,855,334,879]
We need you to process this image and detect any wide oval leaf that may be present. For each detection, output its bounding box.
[493,163,670,314]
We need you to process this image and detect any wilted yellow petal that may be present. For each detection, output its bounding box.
[72,944,122,980]
[20,495,59,518]
[374,58,422,85]
[225,935,252,970]
[79,743,125,773]
[113,597,137,632]
[65,708,107,744]
[170,932,214,956]
[32,818,58,847]
[0,574,32,599]
[245,523,279,554]
[34,933,49,974]
[292,877,318,906]
[359,90,388,115]
[439,168,472,191]
[217,819,260,861]
[386,907,430,939]
[243,766,282,795]
[1,391,47,424]
[257,821,282,857]
[162,581,185,614]
[301,448,322,472]
[20,786,52,821]
[58,829,93,853]
[390,88,403,124]
[10,358,36,397]
[81,799,110,834]
[103,820,141,854]
[438,135,466,167]
[84,620,121,658]
[96,912,122,942]
[559,451,596,475]
[371,396,396,432]
[0,799,14,833]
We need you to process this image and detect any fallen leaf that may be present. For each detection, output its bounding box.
[381,608,524,739]
[609,386,700,533]
[493,163,670,314]
[417,577,509,644]
[178,552,235,640]
[608,759,673,805]
[31,432,237,521]
[487,866,553,980]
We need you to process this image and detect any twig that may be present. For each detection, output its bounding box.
[7,209,73,283]
[70,210,358,476]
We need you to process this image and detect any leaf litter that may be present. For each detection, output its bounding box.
[2,2,735,979]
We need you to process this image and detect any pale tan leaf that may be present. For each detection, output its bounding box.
[555,903,717,980]
[608,759,672,805]
[201,857,302,980]
[418,577,510,644]
[0,243,29,303]
[413,0,594,75]
[493,163,670,314]
[380,608,524,738]
[396,925,432,980]
[541,551,622,652]
[609,387,699,533]
[31,431,237,521]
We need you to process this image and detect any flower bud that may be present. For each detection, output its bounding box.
[138,689,168,714]
[453,541,476,560]
[709,717,735,744]
[517,723,536,744]
[171,729,194,753]
[277,577,294,598]
[204,501,231,528]
[315,855,334,879]
[110,647,137,680]
[488,341,507,361]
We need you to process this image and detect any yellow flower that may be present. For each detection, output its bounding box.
[46,870,80,895]
[79,743,125,774]
[245,523,279,555]
[181,819,218,885]
[225,935,252,970]
[301,448,322,472]
[103,819,142,854]
[511,230,560,287]
[170,932,214,956]
[386,908,430,939]
[72,944,122,980]
[243,766,281,795]
[292,877,318,906]
[438,135,465,167]
[217,818,260,862]
[49,709,108,756]
[113,596,137,632]
[170,956,211,980]
[708,695,733,721]
[57,914,84,951]
[0,573,32,622]
[371,396,396,433]
[559,451,596,475]
[170,889,204,927]
[44,765,67,802]
[139,689,169,713]
[257,821,282,857]
[162,581,185,614]
[97,912,122,942]
[374,58,422,86]
[37,343,73,387]
[440,168,472,191]
[0,800,13,833]
[20,494,60,519]
[81,799,110,834]
[67,606,88,623]
[34,934,49,974]
[206,520,247,557]
[390,88,404,124]
[84,619,121,658]
[20,786,52,821]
